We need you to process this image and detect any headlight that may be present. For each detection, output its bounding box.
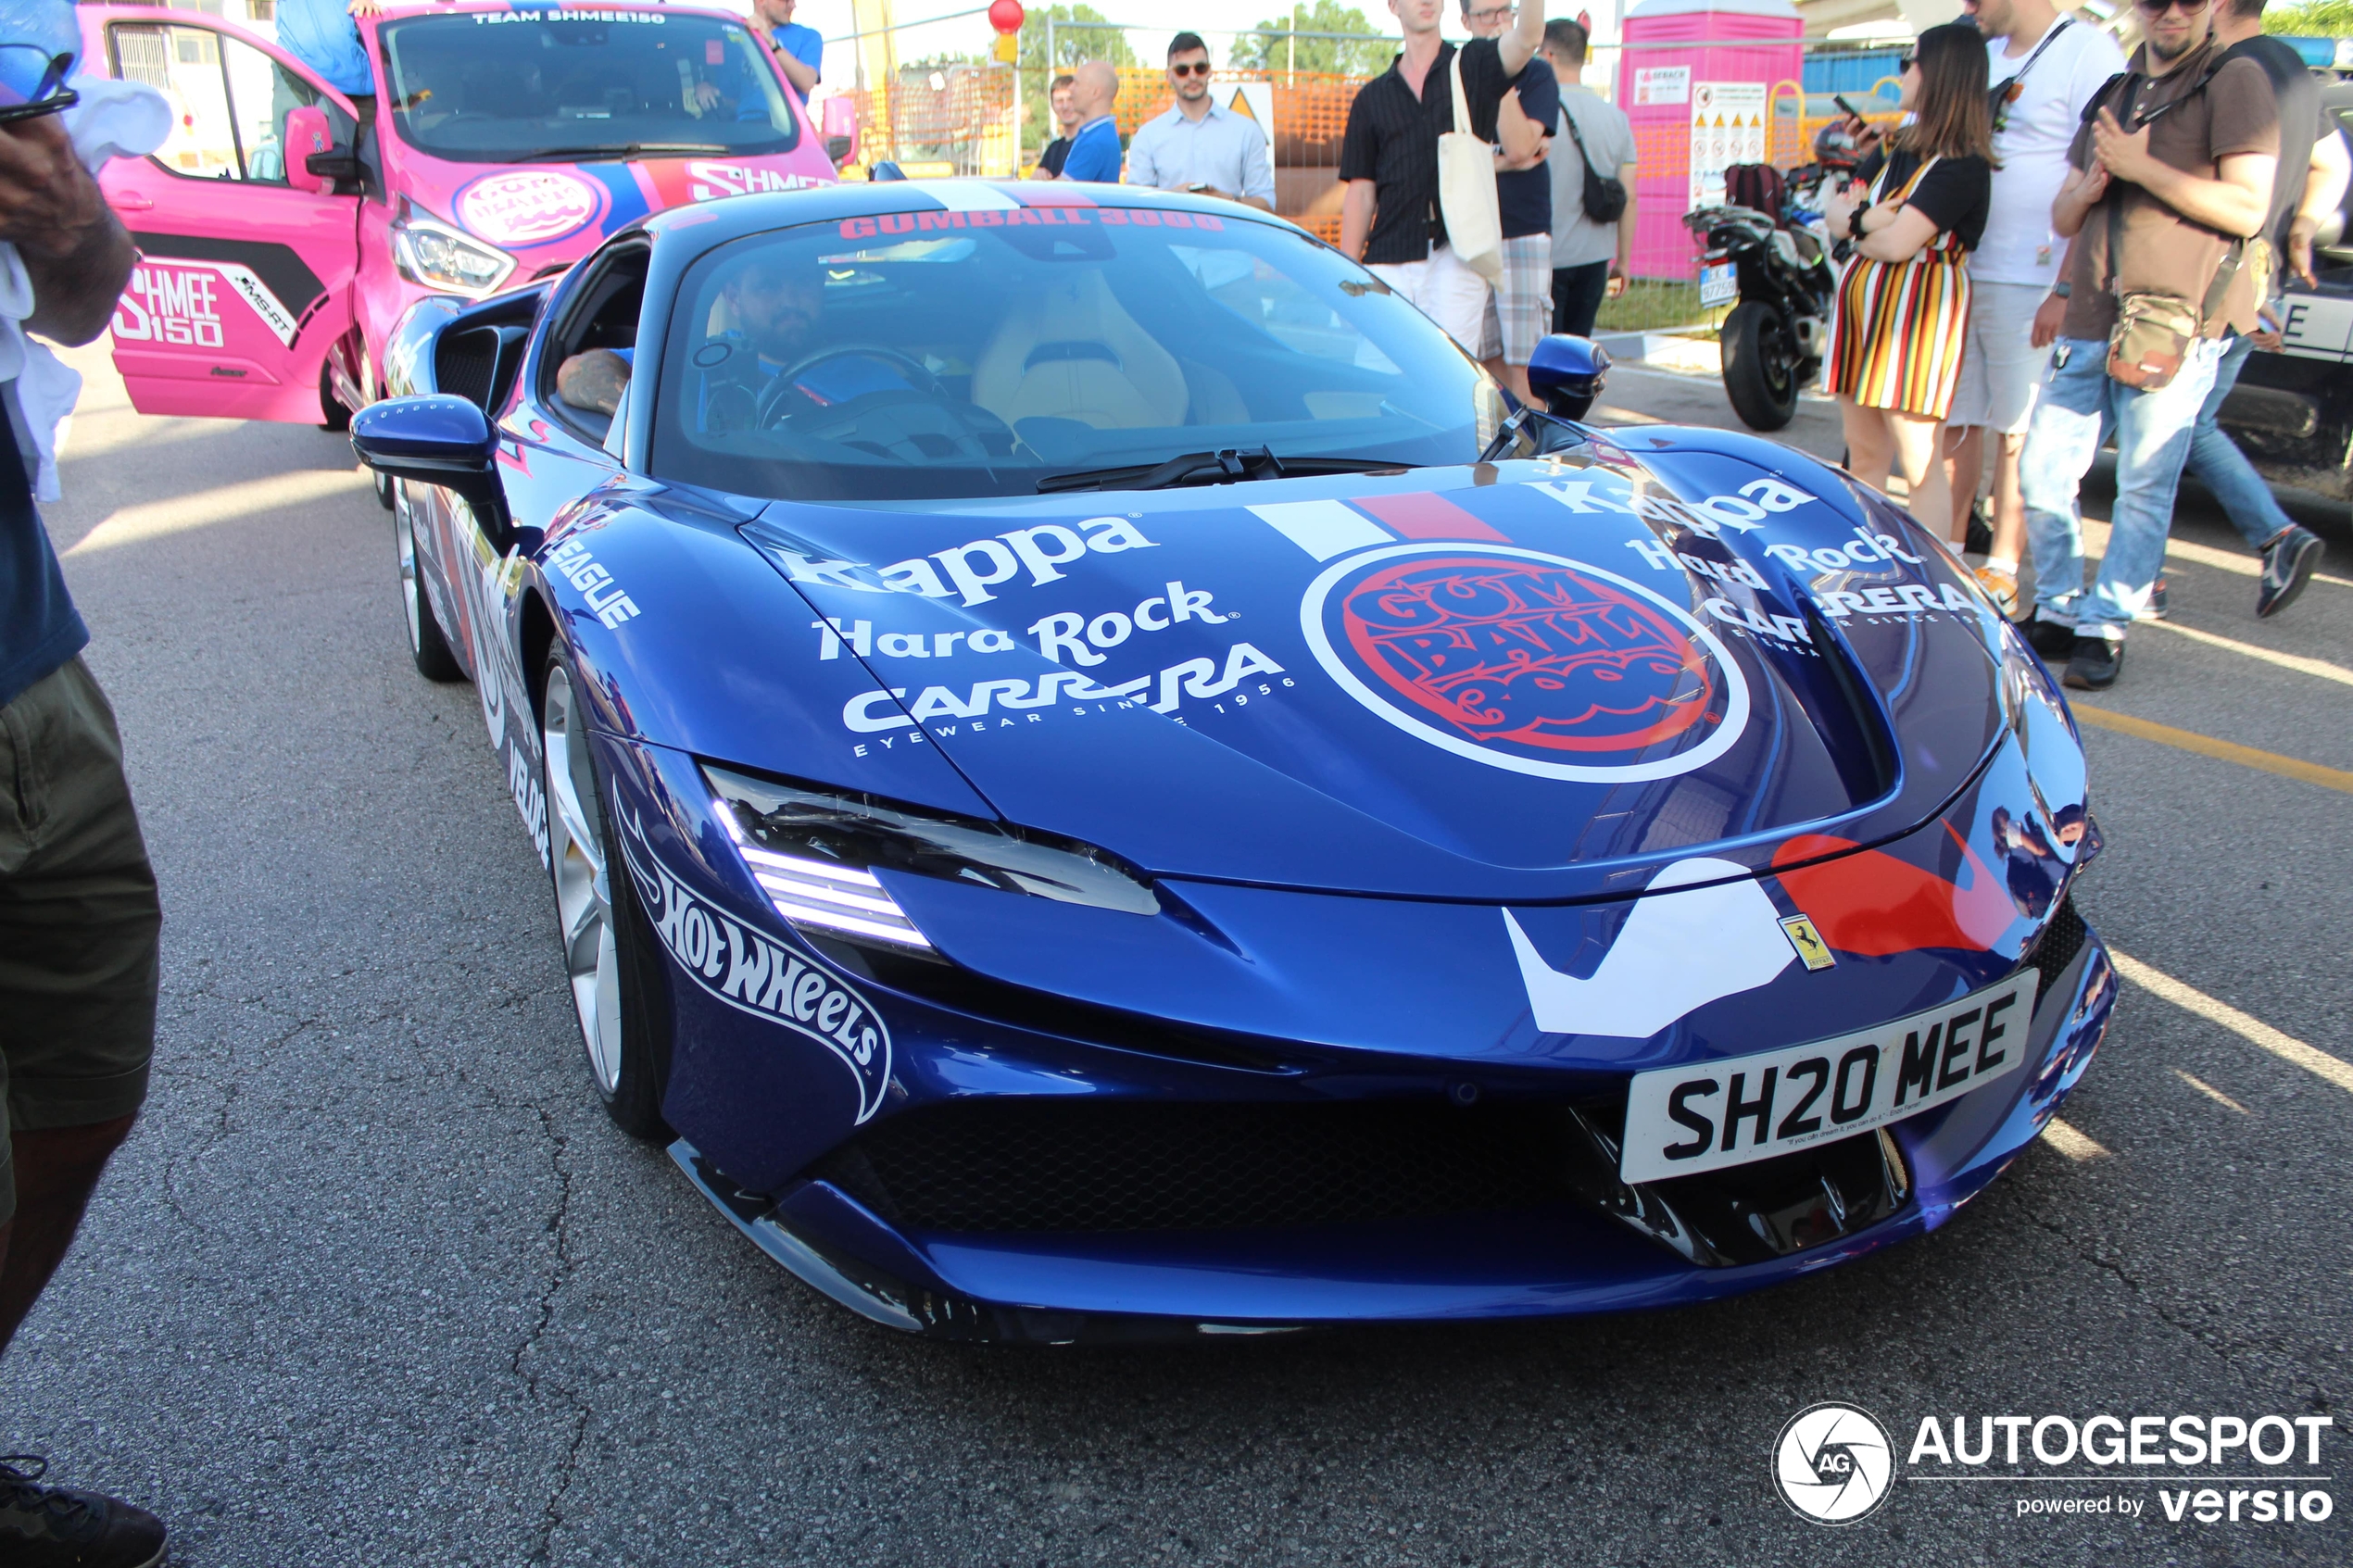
[391,211,516,295]
[703,763,1160,952]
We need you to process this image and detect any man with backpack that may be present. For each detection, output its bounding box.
[1541,18,1632,339]
[2015,0,2278,691]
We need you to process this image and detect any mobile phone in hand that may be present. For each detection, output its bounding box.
[1833,94,1864,122]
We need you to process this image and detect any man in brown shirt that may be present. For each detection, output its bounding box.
[2014,0,2277,690]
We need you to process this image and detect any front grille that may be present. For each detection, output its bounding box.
[2028,894,2087,1002]
[809,1100,1579,1234]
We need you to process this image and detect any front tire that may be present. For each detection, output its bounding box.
[320,362,352,432]
[542,652,671,1140]
[394,489,466,683]
[1721,300,1800,432]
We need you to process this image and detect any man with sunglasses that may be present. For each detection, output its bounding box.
[1126,34,1275,211]
[2017,0,2278,690]
[0,66,172,1568]
[1943,0,2122,616]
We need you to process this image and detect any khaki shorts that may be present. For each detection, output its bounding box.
[0,658,160,1226]
[1946,279,2054,436]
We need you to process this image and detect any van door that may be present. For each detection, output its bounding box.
[99,19,362,423]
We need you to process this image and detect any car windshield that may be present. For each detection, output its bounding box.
[380,11,799,163]
[648,208,1491,501]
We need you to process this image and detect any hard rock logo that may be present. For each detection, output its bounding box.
[1304,546,1748,782]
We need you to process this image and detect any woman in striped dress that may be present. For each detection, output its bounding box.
[1821,22,1996,546]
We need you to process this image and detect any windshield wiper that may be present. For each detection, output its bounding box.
[1037,447,1414,495]
[517,143,734,163]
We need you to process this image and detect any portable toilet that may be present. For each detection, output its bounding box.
[1617,0,1805,281]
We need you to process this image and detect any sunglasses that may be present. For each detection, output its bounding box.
[2134,0,2210,12]
[1170,61,1210,77]
[1899,53,1917,71]
[0,48,76,124]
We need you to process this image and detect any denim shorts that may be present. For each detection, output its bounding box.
[0,658,160,1225]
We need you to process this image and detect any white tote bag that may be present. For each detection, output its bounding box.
[1438,45,1504,283]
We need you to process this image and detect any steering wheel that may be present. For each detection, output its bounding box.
[756,345,942,430]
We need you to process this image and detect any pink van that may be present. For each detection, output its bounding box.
[82,0,837,426]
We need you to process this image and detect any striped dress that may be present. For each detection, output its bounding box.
[1820,154,1971,420]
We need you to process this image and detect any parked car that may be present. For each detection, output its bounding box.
[83,0,834,438]
[2214,81,2353,501]
[346,182,2112,1341]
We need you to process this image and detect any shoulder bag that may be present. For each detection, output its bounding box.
[1438,44,1505,282]
[1558,102,1628,224]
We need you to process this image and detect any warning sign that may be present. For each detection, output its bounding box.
[1688,81,1768,208]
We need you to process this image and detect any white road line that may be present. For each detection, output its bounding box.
[2171,1068,2251,1114]
[2039,1118,2111,1160]
[2113,951,2353,1097]
[2133,619,2353,687]
[2155,532,2353,590]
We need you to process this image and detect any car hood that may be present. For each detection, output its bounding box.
[736,428,2027,902]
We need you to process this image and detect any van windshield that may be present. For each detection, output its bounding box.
[380,11,799,163]
[648,210,1491,502]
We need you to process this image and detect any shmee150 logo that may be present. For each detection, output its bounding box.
[1773,1406,2336,1528]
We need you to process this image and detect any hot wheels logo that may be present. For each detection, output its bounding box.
[1304,545,1749,782]
[456,169,608,247]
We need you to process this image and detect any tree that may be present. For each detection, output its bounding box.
[1016,5,1141,152]
[1227,2,1394,77]
[2261,1,2353,31]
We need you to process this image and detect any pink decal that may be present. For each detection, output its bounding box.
[839,217,879,238]
[456,170,606,247]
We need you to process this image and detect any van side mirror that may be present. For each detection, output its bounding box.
[1528,334,1610,421]
[284,106,333,194]
[351,395,511,539]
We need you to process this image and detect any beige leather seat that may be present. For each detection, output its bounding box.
[973,270,1189,432]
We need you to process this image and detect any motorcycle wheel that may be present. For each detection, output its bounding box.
[1720,301,1800,432]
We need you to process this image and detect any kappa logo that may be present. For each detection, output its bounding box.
[619,813,893,1123]
[1774,1403,1897,1524]
[1304,545,1749,782]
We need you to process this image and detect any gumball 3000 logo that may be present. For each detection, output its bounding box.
[1302,545,1748,781]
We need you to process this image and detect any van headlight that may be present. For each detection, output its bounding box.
[391,210,516,295]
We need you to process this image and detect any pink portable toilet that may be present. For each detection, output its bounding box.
[1617,0,1804,280]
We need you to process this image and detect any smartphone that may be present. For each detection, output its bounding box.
[1833,94,1865,121]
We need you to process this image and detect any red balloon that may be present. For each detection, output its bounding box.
[988,0,1025,35]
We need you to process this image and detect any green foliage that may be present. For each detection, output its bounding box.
[2262,1,2353,34]
[1015,5,1140,154]
[1227,2,1394,77]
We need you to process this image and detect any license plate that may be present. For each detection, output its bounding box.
[1699,261,1739,307]
[1618,972,2040,1185]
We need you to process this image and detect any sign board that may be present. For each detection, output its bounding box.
[1634,66,1689,106]
[1688,81,1768,208]
[1222,82,1274,147]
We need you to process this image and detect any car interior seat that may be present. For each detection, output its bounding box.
[972,270,1188,431]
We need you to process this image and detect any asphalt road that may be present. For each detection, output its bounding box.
[7,341,2349,1567]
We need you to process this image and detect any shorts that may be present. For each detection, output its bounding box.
[0,658,160,1227]
[1945,279,2053,435]
[1368,244,1491,356]
[1478,233,1554,364]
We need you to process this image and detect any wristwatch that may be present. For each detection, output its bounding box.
[2051,282,2072,299]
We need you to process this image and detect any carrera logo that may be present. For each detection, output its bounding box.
[1303,545,1748,782]
[620,814,892,1123]
[456,170,607,247]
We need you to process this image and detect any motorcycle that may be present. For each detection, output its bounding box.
[1683,163,1839,432]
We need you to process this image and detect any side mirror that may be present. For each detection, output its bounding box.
[284,106,333,194]
[824,133,852,166]
[1528,333,1609,421]
[351,395,510,537]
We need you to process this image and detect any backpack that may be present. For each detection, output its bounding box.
[1722,162,1786,224]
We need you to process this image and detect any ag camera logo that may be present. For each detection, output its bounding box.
[1774,1402,1896,1524]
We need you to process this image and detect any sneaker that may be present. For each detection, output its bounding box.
[0,1456,166,1568]
[1973,564,2019,617]
[1964,498,1994,558]
[2017,614,2078,659]
[2134,574,2170,622]
[2257,525,2323,619]
[2063,634,2123,691]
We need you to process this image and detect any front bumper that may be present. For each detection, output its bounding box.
[671,913,2115,1343]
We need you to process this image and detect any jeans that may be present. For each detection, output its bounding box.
[2021,335,2222,638]
[2183,332,2296,551]
[1552,260,1611,339]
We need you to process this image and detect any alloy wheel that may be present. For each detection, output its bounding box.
[543,665,624,1095]
[394,495,424,656]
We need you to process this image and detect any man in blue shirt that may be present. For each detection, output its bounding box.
[276,0,379,102]
[0,107,170,1568]
[1125,33,1275,210]
[754,0,823,100]
[1058,60,1124,183]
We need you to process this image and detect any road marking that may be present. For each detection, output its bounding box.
[2171,1068,2250,1114]
[2039,1118,2110,1160]
[2135,619,2353,687]
[2082,519,2353,590]
[62,468,373,557]
[2071,707,2353,794]
[2113,951,2353,1098]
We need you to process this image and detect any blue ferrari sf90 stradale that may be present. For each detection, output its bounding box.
[357,182,2114,1341]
